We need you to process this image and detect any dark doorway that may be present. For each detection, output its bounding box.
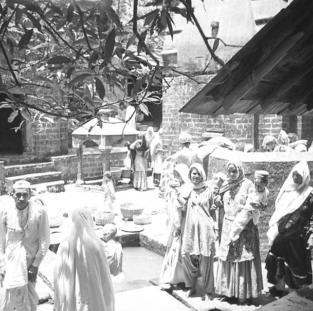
[0,109,23,154]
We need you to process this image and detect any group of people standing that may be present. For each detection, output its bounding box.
[124,127,164,191]
[160,156,313,304]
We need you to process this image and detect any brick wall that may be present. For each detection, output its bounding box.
[258,114,283,147]
[162,75,313,153]
[207,149,313,260]
[31,117,69,158]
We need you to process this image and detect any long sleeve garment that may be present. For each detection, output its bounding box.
[0,197,50,271]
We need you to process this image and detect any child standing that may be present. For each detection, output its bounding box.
[102,171,116,213]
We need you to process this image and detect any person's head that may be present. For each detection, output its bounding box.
[125,141,131,149]
[12,180,32,210]
[262,135,277,152]
[290,160,310,190]
[288,133,298,144]
[254,170,269,193]
[226,160,244,181]
[119,101,126,111]
[277,130,289,146]
[101,224,118,242]
[103,171,112,183]
[292,170,303,185]
[212,172,227,188]
[178,132,192,148]
[189,163,206,186]
[69,206,94,234]
[173,164,189,185]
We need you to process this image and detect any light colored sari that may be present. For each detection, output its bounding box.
[54,207,115,311]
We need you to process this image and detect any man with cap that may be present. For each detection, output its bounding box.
[0,180,50,311]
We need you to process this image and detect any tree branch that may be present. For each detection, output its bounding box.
[0,41,20,86]
[133,0,159,66]
[39,13,89,61]
[75,2,93,51]
[181,0,224,67]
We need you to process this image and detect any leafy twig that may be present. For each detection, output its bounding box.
[133,0,159,66]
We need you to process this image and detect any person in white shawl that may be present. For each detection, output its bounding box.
[53,206,114,311]
[265,161,313,297]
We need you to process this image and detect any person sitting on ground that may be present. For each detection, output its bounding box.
[54,206,114,311]
[101,224,123,277]
[288,133,298,144]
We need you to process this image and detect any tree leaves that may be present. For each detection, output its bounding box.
[66,3,75,23]
[144,9,159,26]
[104,27,115,62]
[68,73,92,87]
[18,29,33,49]
[26,12,41,31]
[95,78,105,99]
[8,110,19,123]
[48,55,72,65]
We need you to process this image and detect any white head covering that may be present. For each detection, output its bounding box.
[267,161,312,245]
[179,132,192,144]
[54,206,115,311]
[277,130,289,146]
[13,180,31,192]
[189,163,207,190]
[173,163,190,184]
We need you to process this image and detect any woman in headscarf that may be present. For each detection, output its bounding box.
[266,161,313,297]
[160,163,191,290]
[174,132,195,167]
[262,135,277,152]
[130,134,149,191]
[181,163,216,300]
[150,128,164,186]
[54,206,114,311]
[274,130,293,152]
[215,160,263,304]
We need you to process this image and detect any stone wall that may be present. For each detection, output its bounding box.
[207,149,313,259]
[51,148,127,182]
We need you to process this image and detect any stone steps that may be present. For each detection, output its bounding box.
[33,180,65,193]
[5,161,55,177]
[5,171,62,193]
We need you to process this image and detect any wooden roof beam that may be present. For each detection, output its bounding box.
[261,62,313,113]
[219,32,304,112]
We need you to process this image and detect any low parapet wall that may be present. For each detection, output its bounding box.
[51,148,127,183]
[207,150,313,259]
